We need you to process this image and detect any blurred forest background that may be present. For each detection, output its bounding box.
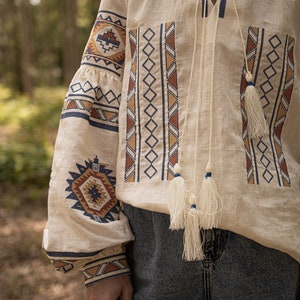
[0,0,100,299]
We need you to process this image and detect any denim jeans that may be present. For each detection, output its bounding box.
[124,204,300,300]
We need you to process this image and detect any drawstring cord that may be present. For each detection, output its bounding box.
[197,0,222,231]
[168,0,266,261]
[179,0,200,165]
[192,0,207,197]
[167,0,200,230]
[184,0,223,261]
[183,0,208,261]
[168,0,223,261]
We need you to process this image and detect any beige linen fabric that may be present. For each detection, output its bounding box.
[44,0,300,264]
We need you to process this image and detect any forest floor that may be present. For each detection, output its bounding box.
[0,186,85,300]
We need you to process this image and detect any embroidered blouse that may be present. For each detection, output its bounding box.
[43,0,300,286]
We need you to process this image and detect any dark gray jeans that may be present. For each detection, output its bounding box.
[124,204,300,300]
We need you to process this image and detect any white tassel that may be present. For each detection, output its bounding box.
[198,163,222,230]
[244,72,268,138]
[183,204,204,261]
[167,163,186,230]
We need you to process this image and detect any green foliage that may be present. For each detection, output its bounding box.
[0,0,99,90]
[0,84,65,190]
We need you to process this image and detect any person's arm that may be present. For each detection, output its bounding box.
[42,0,134,293]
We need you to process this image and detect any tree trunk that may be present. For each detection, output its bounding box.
[61,0,80,85]
[18,0,34,97]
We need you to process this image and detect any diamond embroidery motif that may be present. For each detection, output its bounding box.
[140,27,158,180]
[143,28,155,41]
[66,157,119,223]
[261,96,270,108]
[263,169,274,183]
[143,58,155,72]
[260,155,271,168]
[145,165,157,178]
[71,81,94,93]
[144,89,157,102]
[143,73,156,86]
[103,90,119,104]
[263,65,276,79]
[257,140,268,153]
[267,50,279,64]
[269,35,281,48]
[72,169,114,217]
[145,105,158,118]
[260,81,273,94]
[145,119,158,132]
[143,44,155,56]
[146,136,158,148]
[146,150,158,163]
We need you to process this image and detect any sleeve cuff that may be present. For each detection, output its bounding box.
[81,253,130,287]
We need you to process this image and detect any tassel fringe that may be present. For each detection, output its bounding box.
[198,163,222,230]
[167,163,186,230]
[244,72,268,138]
[183,205,204,261]
[168,163,223,261]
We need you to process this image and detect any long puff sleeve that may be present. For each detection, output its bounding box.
[42,0,134,286]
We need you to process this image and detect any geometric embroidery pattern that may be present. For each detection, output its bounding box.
[256,34,282,184]
[165,22,179,180]
[143,28,158,179]
[61,80,120,132]
[240,26,294,187]
[51,259,76,273]
[261,36,281,109]
[257,139,273,183]
[124,23,180,182]
[82,254,130,286]
[96,29,120,53]
[270,35,294,187]
[81,10,126,77]
[125,29,138,182]
[66,156,120,223]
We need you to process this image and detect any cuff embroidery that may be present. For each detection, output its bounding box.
[82,254,130,286]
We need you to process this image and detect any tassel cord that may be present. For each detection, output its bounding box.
[208,2,220,166]
[192,0,207,193]
[233,0,268,138]
[183,207,205,261]
[198,170,223,229]
[233,0,249,74]
[178,0,200,164]
[197,1,223,231]
[168,164,186,230]
[167,0,201,231]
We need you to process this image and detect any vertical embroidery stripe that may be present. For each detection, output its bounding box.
[219,0,227,18]
[137,28,142,182]
[125,29,138,182]
[142,28,158,179]
[270,35,294,187]
[160,24,167,180]
[125,23,180,182]
[165,22,180,180]
[241,27,294,187]
[202,0,208,18]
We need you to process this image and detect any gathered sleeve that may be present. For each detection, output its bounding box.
[42,0,134,286]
